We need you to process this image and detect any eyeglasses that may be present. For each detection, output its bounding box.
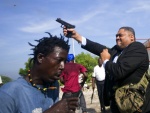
[116,34,124,37]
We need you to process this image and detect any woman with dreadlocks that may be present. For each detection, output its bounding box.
[0,33,78,113]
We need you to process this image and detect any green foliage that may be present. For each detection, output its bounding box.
[58,80,63,86]
[0,75,12,84]
[19,58,33,76]
[75,52,98,83]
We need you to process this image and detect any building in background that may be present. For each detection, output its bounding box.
[143,39,150,64]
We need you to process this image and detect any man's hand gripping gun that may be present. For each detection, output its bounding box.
[56,18,75,37]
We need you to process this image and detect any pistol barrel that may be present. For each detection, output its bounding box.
[56,18,75,28]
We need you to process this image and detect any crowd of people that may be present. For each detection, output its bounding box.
[0,23,150,113]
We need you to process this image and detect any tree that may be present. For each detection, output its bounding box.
[75,52,98,83]
[19,58,33,76]
[0,75,12,84]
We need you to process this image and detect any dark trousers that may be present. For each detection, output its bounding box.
[96,80,105,112]
[62,90,87,112]
[110,96,120,113]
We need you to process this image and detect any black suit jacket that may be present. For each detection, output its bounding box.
[81,39,150,112]
[82,39,149,86]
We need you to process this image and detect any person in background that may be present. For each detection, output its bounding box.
[0,33,78,113]
[63,26,150,113]
[92,57,106,113]
[60,54,88,113]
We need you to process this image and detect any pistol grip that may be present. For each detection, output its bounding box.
[66,31,72,38]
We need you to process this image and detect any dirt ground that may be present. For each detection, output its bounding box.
[59,86,111,113]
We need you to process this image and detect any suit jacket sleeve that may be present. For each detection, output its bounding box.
[81,39,107,56]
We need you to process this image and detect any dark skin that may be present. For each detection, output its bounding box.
[25,46,78,113]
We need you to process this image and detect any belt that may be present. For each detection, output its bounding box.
[96,80,105,83]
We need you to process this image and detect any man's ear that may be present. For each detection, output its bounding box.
[37,53,44,64]
[130,34,135,41]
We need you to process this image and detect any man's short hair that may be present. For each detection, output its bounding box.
[120,26,135,38]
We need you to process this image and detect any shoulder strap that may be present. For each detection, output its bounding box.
[146,68,150,80]
[138,73,149,92]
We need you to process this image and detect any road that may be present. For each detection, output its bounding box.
[59,86,111,113]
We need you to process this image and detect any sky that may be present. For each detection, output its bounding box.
[0,0,150,80]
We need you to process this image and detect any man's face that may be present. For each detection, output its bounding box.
[39,46,68,82]
[116,29,134,49]
[98,58,102,67]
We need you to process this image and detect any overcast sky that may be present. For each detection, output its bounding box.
[0,0,150,80]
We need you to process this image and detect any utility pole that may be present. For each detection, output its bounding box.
[0,76,3,86]
[72,38,75,57]
[137,38,150,63]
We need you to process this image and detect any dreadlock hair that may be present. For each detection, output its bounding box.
[28,32,70,67]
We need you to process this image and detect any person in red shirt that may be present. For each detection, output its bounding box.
[60,54,88,113]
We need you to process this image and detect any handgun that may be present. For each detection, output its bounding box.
[56,18,75,37]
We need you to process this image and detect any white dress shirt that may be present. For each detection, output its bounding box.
[92,65,105,81]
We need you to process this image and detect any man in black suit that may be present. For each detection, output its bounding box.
[63,26,150,113]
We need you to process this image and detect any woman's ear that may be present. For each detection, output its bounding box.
[37,53,44,64]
